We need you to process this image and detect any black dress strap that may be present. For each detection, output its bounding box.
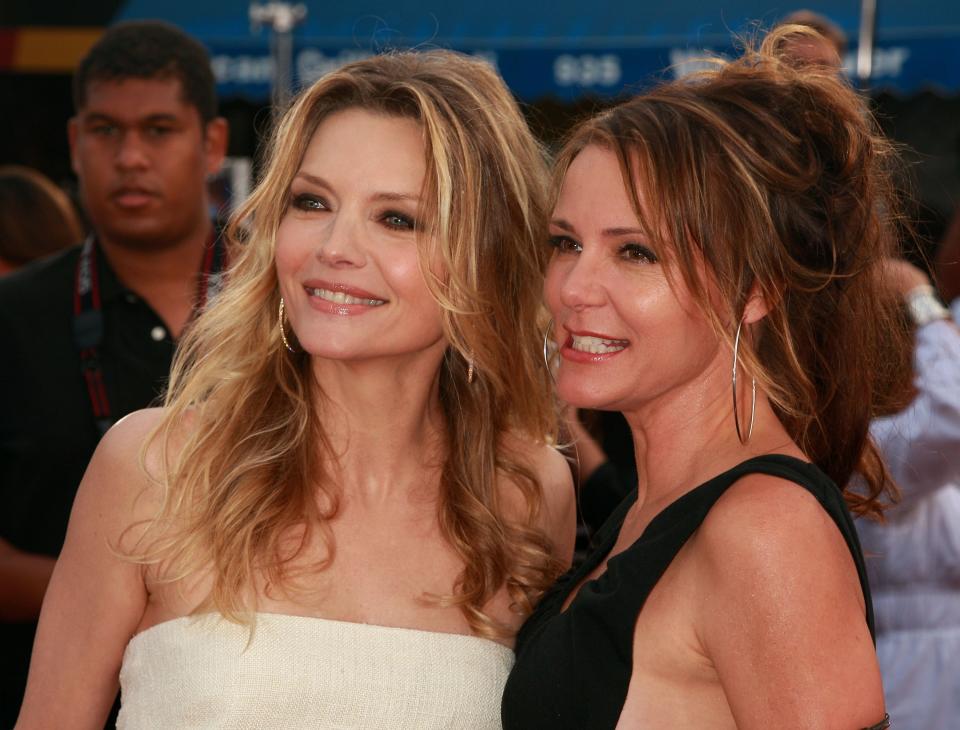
[502,454,876,730]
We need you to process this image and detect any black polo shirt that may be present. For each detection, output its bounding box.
[0,242,177,725]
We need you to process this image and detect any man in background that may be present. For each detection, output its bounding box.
[0,21,227,724]
[859,261,960,730]
[777,9,847,68]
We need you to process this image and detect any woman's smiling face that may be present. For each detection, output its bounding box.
[274,107,446,364]
[544,144,722,415]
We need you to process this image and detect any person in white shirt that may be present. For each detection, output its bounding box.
[858,259,960,730]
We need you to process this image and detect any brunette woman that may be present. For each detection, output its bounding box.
[503,27,909,730]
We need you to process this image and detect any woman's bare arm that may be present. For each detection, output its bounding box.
[692,474,885,730]
[15,410,162,730]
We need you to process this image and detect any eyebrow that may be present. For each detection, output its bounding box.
[293,172,420,202]
[82,112,180,125]
[550,218,647,237]
[603,226,647,237]
[371,191,420,203]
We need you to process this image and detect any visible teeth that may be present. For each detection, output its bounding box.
[571,335,627,354]
[306,287,385,306]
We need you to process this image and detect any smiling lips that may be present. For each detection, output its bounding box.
[306,286,385,307]
[303,281,387,315]
[561,331,630,362]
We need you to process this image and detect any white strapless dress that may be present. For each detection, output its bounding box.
[116,613,513,729]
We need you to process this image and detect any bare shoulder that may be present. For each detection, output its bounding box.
[687,471,882,726]
[500,432,575,509]
[103,407,166,460]
[694,472,853,583]
[106,406,203,486]
[69,409,167,535]
[501,433,576,565]
[88,407,165,484]
[79,405,203,533]
[111,404,196,459]
[504,432,572,485]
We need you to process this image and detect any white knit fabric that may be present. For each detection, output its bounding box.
[117,613,514,729]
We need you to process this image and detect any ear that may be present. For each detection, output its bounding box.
[742,281,773,325]
[202,117,229,177]
[67,117,80,176]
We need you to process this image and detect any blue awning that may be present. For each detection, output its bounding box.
[115,0,960,100]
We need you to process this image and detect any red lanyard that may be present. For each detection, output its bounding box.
[72,234,226,436]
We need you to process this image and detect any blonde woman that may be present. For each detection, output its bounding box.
[18,51,575,729]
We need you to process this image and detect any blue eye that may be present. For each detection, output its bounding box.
[548,235,581,254]
[619,243,658,264]
[381,211,416,231]
[292,194,327,211]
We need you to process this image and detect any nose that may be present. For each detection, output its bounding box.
[114,130,149,171]
[554,251,605,311]
[315,209,366,268]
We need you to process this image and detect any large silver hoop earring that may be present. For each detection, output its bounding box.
[543,319,556,381]
[278,297,298,353]
[732,318,756,444]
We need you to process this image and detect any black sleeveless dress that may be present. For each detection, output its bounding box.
[501,455,881,730]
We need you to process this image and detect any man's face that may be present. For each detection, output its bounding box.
[782,36,843,69]
[68,76,226,250]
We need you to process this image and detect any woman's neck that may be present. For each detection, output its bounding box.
[310,350,448,501]
[622,357,797,514]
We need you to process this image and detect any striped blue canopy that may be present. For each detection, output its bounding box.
[115,0,960,99]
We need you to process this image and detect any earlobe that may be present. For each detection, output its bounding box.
[743,282,775,325]
[203,117,229,176]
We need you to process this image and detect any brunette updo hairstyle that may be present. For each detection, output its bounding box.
[552,26,913,518]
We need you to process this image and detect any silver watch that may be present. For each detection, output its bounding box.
[904,285,951,327]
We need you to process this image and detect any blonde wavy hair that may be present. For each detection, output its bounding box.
[131,50,561,638]
[551,26,913,519]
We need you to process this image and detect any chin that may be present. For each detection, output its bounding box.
[298,336,388,361]
[557,379,622,412]
[299,340,363,360]
[99,220,193,250]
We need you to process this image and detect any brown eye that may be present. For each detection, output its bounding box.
[619,243,658,264]
[549,235,581,254]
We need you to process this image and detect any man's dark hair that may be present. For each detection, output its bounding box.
[73,20,218,123]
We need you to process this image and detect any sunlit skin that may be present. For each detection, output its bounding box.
[545,145,774,509]
[275,109,447,379]
[545,150,723,420]
[544,145,885,729]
